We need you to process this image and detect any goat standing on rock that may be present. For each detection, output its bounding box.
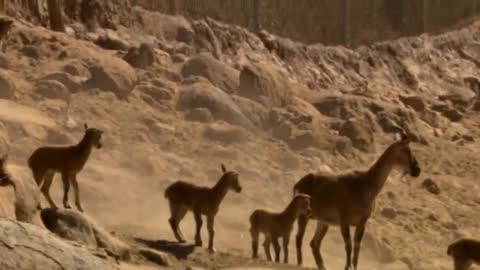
[28,123,103,212]
[249,193,311,264]
[164,164,242,253]
[293,133,421,270]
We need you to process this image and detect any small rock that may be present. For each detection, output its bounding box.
[172,53,187,63]
[442,109,463,122]
[399,95,426,112]
[380,208,397,219]
[442,222,458,230]
[184,108,214,123]
[421,178,441,195]
[34,80,70,102]
[123,43,155,69]
[136,84,173,102]
[0,70,15,99]
[203,122,249,144]
[41,72,81,92]
[20,45,41,59]
[94,30,130,51]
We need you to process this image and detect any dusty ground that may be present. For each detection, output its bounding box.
[2,5,480,270]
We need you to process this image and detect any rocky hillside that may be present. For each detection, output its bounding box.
[1,3,480,270]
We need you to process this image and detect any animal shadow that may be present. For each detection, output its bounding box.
[134,238,195,259]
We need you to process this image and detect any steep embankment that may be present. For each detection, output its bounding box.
[1,3,480,270]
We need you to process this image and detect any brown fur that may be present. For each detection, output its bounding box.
[293,133,421,270]
[27,123,103,212]
[164,164,242,252]
[249,193,311,264]
[447,238,480,270]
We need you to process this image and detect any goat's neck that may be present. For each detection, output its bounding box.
[74,134,94,161]
[279,200,300,226]
[365,147,395,198]
[210,177,229,205]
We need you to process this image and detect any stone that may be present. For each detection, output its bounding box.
[181,54,239,94]
[123,43,155,69]
[33,80,71,102]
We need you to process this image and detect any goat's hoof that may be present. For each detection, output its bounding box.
[64,204,72,209]
[195,241,203,247]
[208,247,216,253]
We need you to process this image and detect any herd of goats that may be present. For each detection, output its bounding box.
[0,123,479,270]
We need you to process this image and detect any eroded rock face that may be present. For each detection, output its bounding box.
[0,218,118,270]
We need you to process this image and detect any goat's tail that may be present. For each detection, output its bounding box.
[164,184,173,199]
[447,244,453,256]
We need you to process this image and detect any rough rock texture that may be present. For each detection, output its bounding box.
[181,54,239,94]
[123,43,155,69]
[238,62,294,107]
[85,56,138,99]
[0,218,118,270]
[40,208,131,260]
[0,70,15,99]
[177,78,254,129]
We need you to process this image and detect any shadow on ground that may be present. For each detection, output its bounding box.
[135,238,196,259]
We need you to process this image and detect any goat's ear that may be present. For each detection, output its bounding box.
[84,123,89,130]
[221,163,227,173]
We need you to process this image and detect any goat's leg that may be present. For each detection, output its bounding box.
[352,221,367,269]
[341,224,353,270]
[40,171,57,209]
[282,234,290,264]
[310,222,329,270]
[206,215,216,253]
[453,258,472,270]
[263,235,272,261]
[168,202,187,243]
[250,227,260,259]
[295,214,309,266]
[193,209,203,247]
[61,172,71,209]
[70,174,83,212]
[272,237,281,263]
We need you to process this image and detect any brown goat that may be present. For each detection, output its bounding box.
[447,238,480,270]
[293,133,421,270]
[249,193,311,264]
[27,124,103,212]
[164,164,242,253]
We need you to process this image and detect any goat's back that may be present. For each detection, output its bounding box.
[249,209,281,233]
[28,146,76,171]
[164,180,209,206]
[448,238,480,263]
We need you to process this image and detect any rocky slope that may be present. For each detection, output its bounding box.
[1,3,480,270]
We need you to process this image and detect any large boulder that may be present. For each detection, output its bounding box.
[41,208,130,260]
[177,78,254,129]
[85,56,138,99]
[238,62,294,107]
[181,54,239,94]
[0,218,117,270]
